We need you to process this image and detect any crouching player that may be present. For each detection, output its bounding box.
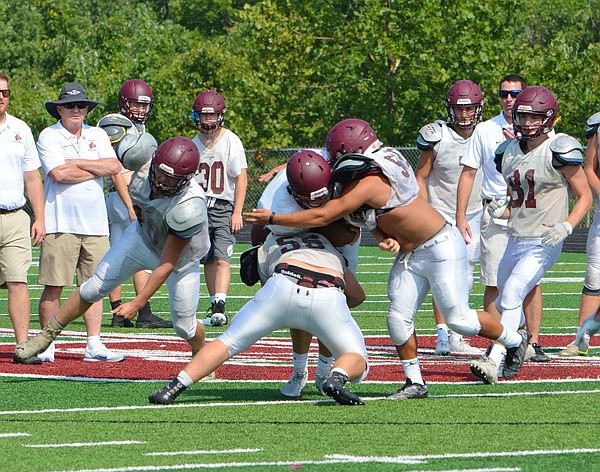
[14,137,211,362]
[149,229,369,406]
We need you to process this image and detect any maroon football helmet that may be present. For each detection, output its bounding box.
[150,137,199,197]
[286,150,332,209]
[325,118,379,164]
[191,90,227,134]
[445,80,484,129]
[118,79,154,124]
[512,86,558,140]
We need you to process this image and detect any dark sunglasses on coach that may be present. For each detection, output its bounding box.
[62,102,88,109]
[499,90,521,99]
[0,89,10,98]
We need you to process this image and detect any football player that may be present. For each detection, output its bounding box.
[191,90,248,327]
[475,86,591,376]
[415,80,485,356]
[244,118,532,397]
[97,79,172,329]
[15,137,211,362]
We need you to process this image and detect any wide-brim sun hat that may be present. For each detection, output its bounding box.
[45,82,100,120]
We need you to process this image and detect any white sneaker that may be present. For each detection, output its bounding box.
[280,370,308,398]
[84,344,126,362]
[434,339,450,356]
[315,373,327,396]
[39,342,56,363]
[469,356,498,384]
[449,336,483,355]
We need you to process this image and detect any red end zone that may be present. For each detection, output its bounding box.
[1,332,599,383]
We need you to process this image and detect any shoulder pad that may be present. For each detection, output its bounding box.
[165,197,207,237]
[97,114,134,145]
[116,132,158,171]
[416,121,443,150]
[493,139,513,174]
[585,112,600,138]
[550,134,584,166]
[331,153,382,186]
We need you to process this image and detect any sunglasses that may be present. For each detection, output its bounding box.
[499,90,521,99]
[0,89,10,98]
[62,102,88,109]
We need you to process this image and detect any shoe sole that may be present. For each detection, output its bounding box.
[469,363,497,384]
[84,356,126,363]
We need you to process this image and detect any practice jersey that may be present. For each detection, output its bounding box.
[499,134,574,237]
[128,169,210,270]
[344,146,419,230]
[423,122,483,216]
[257,170,305,235]
[193,130,247,203]
[257,231,345,281]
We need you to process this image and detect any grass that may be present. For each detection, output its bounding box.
[0,246,599,471]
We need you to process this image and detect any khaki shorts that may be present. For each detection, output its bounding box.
[38,233,110,287]
[479,208,509,287]
[0,209,31,284]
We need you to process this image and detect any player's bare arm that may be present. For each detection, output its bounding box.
[561,164,593,229]
[414,148,435,201]
[343,269,366,308]
[113,234,191,319]
[584,132,600,195]
[231,168,247,232]
[456,165,477,242]
[259,163,286,183]
[244,174,390,227]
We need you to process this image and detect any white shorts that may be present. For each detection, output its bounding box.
[387,224,472,341]
[80,221,201,325]
[584,205,600,292]
[219,273,368,381]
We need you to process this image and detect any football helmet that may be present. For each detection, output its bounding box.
[325,118,380,164]
[286,150,332,209]
[191,90,226,134]
[119,79,154,124]
[150,137,199,197]
[512,86,558,140]
[445,80,484,129]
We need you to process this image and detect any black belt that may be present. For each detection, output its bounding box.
[0,207,21,214]
[274,263,345,290]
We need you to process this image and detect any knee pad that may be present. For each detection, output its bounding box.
[173,316,197,340]
[386,308,414,346]
[79,277,104,304]
[446,309,481,337]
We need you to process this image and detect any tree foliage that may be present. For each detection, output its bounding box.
[2,0,599,149]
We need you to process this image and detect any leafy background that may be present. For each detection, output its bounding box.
[2,0,599,149]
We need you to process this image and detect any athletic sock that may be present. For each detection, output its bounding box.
[401,357,424,385]
[315,354,333,378]
[292,352,309,372]
[436,324,449,343]
[177,370,194,387]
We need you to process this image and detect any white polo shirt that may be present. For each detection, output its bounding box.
[460,112,509,200]
[37,121,116,235]
[0,113,41,210]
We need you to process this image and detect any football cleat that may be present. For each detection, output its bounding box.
[530,343,551,362]
[315,373,328,396]
[502,329,531,380]
[387,378,429,400]
[469,356,498,384]
[149,377,187,405]
[323,371,364,405]
[111,314,134,328]
[202,300,228,326]
[136,313,173,329]
[558,341,589,357]
[434,339,450,356]
[280,370,308,398]
[449,336,483,355]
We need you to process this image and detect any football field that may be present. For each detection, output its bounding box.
[0,245,599,471]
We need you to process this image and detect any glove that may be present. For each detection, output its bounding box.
[541,221,572,246]
[487,197,510,219]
